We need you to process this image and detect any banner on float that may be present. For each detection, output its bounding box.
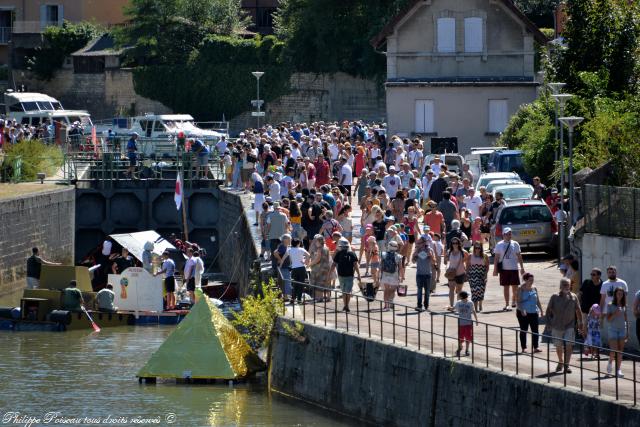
[108,267,164,312]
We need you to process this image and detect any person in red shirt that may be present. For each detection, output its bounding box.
[314,156,330,188]
[423,201,445,236]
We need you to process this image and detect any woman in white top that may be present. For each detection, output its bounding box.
[281,238,309,304]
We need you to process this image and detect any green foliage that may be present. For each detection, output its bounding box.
[117,0,249,65]
[555,0,640,94]
[499,96,557,182]
[26,22,101,80]
[274,0,410,78]
[1,140,64,182]
[231,279,284,350]
[133,35,292,120]
[514,0,560,28]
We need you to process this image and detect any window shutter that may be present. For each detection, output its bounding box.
[58,5,64,26]
[415,100,434,133]
[437,18,455,53]
[489,100,508,133]
[464,17,483,53]
[40,5,47,30]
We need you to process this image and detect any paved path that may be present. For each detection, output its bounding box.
[273,196,640,406]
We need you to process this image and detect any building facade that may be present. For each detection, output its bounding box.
[0,0,129,64]
[241,0,279,35]
[371,0,547,154]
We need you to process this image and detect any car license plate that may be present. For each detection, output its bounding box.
[519,229,537,236]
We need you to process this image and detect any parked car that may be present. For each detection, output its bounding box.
[485,179,524,193]
[492,184,534,201]
[490,199,558,254]
[475,172,521,191]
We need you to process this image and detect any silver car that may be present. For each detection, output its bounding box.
[490,199,558,254]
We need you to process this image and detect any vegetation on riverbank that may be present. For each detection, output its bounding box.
[1,140,64,182]
[232,279,284,351]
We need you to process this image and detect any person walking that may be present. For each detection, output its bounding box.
[273,234,292,301]
[454,291,478,357]
[579,268,603,329]
[332,238,361,312]
[412,234,435,312]
[546,278,582,373]
[266,202,290,272]
[281,238,310,305]
[308,235,333,302]
[380,240,404,311]
[599,265,628,344]
[467,242,490,312]
[493,228,525,311]
[606,287,628,378]
[445,237,468,310]
[516,272,543,353]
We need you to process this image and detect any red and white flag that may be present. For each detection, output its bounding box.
[175,173,183,210]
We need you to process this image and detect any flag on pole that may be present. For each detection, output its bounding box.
[175,173,183,211]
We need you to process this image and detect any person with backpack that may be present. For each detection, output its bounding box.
[380,240,405,311]
[332,238,361,312]
[319,210,343,252]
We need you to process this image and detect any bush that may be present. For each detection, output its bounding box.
[26,22,101,80]
[2,140,64,182]
[133,36,293,121]
[231,279,284,351]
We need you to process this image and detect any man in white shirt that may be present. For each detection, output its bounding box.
[398,162,414,189]
[492,228,525,310]
[409,144,424,170]
[600,265,628,308]
[464,188,483,219]
[329,139,340,163]
[280,167,296,198]
[421,170,435,205]
[266,176,281,201]
[183,248,197,302]
[339,158,353,204]
[430,155,442,176]
[382,166,402,198]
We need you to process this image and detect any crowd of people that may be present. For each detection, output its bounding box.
[212,120,639,378]
[0,118,86,150]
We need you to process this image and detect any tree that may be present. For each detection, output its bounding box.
[117,0,248,65]
[514,0,560,28]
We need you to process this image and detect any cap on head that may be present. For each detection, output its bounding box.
[503,227,512,234]
[388,241,399,250]
[338,238,349,248]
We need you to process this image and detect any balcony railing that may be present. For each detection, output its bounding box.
[12,21,60,34]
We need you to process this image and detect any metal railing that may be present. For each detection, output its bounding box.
[279,275,639,405]
[582,184,640,239]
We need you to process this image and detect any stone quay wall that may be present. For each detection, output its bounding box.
[0,187,75,297]
[270,318,640,427]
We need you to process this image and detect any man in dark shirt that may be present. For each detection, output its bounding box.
[332,239,361,312]
[428,173,448,203]
[438,192,459,231]
[26,247,59,289]
[579,267,603,325]
[111,248,134,274]
[62,280,84,312]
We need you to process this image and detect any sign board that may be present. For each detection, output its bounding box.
[251,112,266,117]
[109,267,164,312]
[251,100,264,107]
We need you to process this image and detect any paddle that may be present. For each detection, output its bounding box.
[81,306,101,332]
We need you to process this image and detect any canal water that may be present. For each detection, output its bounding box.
[0,293,353,427]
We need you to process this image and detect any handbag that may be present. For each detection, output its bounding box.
[497,241,511,273]
[397,284,408,296]
[445,268,457,280]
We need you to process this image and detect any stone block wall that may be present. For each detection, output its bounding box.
[230,72,387,133]
[14,69,171,120]
[270,318,640,427]
[0,187,75,298]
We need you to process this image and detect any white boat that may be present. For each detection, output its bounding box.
[3,90,93,130]
[96,113,228,143]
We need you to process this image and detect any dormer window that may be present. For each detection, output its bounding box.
[437,18,455,53]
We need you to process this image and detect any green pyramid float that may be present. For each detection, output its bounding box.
[137,291,266,380]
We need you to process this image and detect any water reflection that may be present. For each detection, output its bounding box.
[0,324,352,426]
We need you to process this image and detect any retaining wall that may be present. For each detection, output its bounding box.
[270,318,640,427]
[0,186,75,297]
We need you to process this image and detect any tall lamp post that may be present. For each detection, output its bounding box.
[548,82,566,165]
[251,71,265,129]
[551,92,572,259]
[559,116,584,225]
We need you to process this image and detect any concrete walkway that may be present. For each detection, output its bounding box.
[276,196,640,407]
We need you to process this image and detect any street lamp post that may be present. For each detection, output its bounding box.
[251,71,265,129]
[551,92,572,259]
[559,116,584,225]
[548,83,566,165]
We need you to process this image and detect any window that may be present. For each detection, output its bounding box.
[153,121,165,132]
[437,18,455,53]
[415,100,434,133]
[257,7,276,28]
[40,4,63,29]
[488,99,508,134]
[464,17,483,53]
